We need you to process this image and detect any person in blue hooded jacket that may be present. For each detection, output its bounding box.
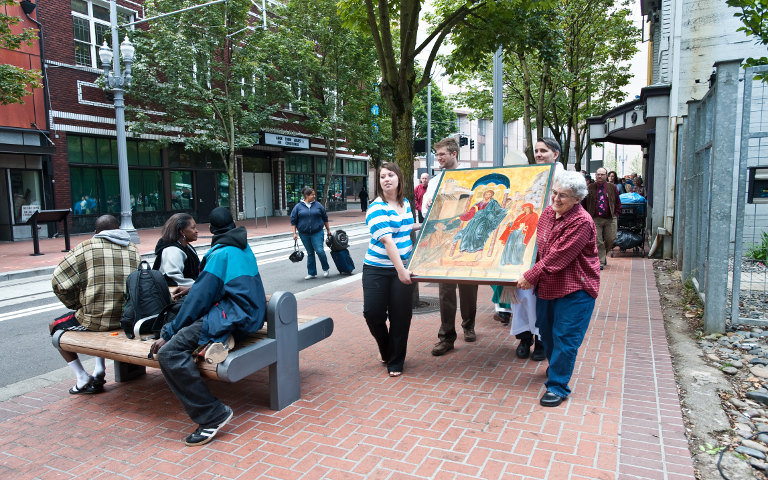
[150,207,266,447]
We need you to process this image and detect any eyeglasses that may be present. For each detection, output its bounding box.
[550,190,571,199]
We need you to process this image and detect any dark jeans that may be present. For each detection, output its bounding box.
[157,319,230,426]
[299,230,330,276]
[362,264,414,373]
[535,290,595,398]
[437,283,478,344]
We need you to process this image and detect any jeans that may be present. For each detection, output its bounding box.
[437,283,478,344]
[157,319,230,426]
[299,230,330,276]
[362,265,414,373]
[535,290,595,398]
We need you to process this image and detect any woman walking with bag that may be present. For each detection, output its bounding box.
[363,162,418,377]
[291,187,331,279]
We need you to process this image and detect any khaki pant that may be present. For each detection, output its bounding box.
[593,217,617,265]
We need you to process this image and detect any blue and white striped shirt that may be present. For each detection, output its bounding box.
[364,198,414,268]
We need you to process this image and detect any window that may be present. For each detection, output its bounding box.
[478,119,486,135]
[10,170,42,223]
[71,0,133,68]
[286,154,313,173]
[285,173,314,207]
[129,170,164,212]
[68,135,160,166]
[345,160,366,176]
[170,171,193,210]
[218,172,229,208]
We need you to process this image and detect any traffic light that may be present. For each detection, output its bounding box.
[459,135,468,147]
[470,139,475,149]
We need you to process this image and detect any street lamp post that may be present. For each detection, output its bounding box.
[98,0,138,243]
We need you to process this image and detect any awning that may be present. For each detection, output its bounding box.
[587,84,671,146]
[0,143,56,155]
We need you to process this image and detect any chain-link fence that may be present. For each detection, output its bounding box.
[731,64,768,328]
[676,61,768,332]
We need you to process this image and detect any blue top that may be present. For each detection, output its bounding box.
[290,201,329,234]
[364,198,414,268]
[160,227,266,345]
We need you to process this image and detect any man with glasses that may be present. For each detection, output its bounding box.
[422,137,479,356]
[582,167,621,270]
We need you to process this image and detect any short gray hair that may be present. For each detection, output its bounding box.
[554,171,588,201]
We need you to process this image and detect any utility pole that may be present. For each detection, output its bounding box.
[492,47,503,167]
[426,82,432,173]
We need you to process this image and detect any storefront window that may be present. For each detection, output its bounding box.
[316,157,343,175]
[170,171,193,210]
[129,170,164,212]
[286,154,313,173]
[10,170,42,223]
[70,167,120,215]
[286,173,314,207]
[70,167,100,215]
[346,159,367,176]
[218,172,229,208]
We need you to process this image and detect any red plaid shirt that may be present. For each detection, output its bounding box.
[523,204,601,300]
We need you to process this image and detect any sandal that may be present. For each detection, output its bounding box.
[69,377,100,395]
[91,373,106,392]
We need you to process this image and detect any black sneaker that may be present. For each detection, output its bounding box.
[516,339,532,359]
[185,405,233,446]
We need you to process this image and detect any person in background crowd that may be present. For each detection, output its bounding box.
[607,171,625,194]
[50,215,140,394]
[363,162,418,378]
[153,213,200,299]
[422,137,479,355]
[291,187,332,279]
[582,167,621,270]
[517,170,600,407]
[414,172,430,223]
[359,186,369,212]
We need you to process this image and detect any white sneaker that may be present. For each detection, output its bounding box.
[323,270,330,278]
[305,274,316,280]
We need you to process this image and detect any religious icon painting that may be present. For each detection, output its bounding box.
[408,164,554,285]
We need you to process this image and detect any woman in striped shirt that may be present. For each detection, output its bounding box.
[363,162,418,378]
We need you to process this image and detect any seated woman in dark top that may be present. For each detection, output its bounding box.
[153,213,200,298]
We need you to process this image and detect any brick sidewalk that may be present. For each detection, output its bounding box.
[0,255,694,479]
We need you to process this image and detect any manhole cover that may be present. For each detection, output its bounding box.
[413,295,440,315]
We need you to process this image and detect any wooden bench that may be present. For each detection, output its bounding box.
[51,291,333,411]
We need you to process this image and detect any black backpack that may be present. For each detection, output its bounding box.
[325,229,349,252]
[120,261,172,339]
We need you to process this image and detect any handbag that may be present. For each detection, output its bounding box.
[289,239,305,262]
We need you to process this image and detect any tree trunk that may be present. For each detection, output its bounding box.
[518,53,534,164]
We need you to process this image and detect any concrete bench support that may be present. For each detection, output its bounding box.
[52,291,333,411]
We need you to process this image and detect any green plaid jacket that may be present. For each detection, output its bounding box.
[52,237,140,331]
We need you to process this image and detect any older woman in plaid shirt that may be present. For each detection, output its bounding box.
[517,171,601,407]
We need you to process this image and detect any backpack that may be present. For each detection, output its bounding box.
[325,229,349,252]
[120,261,172,339]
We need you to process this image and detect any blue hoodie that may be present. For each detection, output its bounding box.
[161,226,266,345]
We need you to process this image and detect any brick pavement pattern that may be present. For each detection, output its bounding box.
[0,255,695,479]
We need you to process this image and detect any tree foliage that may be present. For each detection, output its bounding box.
[275,0,381,203]
[127,0,286,217]
[413,80,457,149]
[0,0,42,105]
[727,0,768,68]
[444,0,639,170]
[337,0,485,204]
